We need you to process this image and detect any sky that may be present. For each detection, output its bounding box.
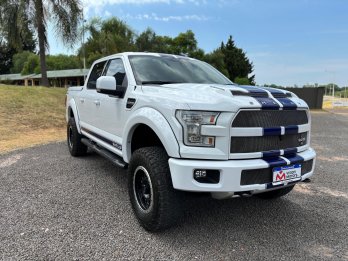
[48,0,348,87]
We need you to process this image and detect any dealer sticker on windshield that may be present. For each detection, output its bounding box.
[272,164,302,185]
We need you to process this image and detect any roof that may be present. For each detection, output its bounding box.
[0,69,89,81]
[31,69,90,79]
[94,52,194,64]
[0,73,35,81]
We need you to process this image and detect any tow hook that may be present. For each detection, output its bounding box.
[234,191,253,197]
[302,178,311,183]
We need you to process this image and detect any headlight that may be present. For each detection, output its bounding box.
[176,110,220,147]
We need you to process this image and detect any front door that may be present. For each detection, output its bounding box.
[92,58,128,148]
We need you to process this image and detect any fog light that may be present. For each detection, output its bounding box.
[194,169,207,179]
[193,169,220,184]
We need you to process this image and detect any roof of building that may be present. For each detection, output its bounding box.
[31,69,90,79]
[0,69,89,81]
[0,73,35,81]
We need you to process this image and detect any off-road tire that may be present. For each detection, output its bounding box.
[256,185,295,199]
[128,146,184,232]
[67,117,87,157]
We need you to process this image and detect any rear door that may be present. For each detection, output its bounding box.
[78,60,107,128]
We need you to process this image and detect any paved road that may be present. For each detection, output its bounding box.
[1,111,347,260]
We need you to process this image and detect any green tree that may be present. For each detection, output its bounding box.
[11,51,33,73]
[80,17,136,66]
[0,15,35,74]
[203,49,229,78]
[21,53,39,75]
[46,54,82,71]
[172,30,197,54]
[136,28,158,52]
[13,53,83,75]
[0,40,15,74]
[0,0,82,86]
[220,36,254,84]
[234,77,250,85]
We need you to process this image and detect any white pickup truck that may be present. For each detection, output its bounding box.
[66,52,316,231]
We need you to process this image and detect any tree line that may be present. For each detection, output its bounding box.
[0,0,254,86]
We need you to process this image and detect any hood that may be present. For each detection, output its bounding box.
[140,83,308,112]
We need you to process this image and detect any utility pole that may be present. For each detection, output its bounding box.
[82,13,87,82]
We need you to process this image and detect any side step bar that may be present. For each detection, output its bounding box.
[81,138,127,169]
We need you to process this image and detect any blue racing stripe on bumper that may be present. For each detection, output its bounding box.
[263,157,287,167]
[263,127,282,136]
[262,150,281,158]
[284,125,299,134]
[283,148,298,155]
[284,154,305,164]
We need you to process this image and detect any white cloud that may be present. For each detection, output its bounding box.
[123,12,209,21]
[104,10,112,17]
[82,0,208,17]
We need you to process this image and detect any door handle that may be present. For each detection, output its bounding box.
[79,98,85,103]
[94,100,100,106]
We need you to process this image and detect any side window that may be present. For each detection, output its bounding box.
[104,59,128,87]
[87,61,107,89]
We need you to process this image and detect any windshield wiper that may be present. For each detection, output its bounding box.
[141,81,182,85]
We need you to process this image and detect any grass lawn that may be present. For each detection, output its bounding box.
[0,85,67,153]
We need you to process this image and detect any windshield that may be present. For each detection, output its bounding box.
[128,55,232,85]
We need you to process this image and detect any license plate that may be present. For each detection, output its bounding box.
[272,164,302,185]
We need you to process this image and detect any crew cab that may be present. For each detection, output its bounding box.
[66,52,316,231]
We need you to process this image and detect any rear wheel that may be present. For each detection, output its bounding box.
[128,146,184,232]
[256,185,295,199]
[67,117,87,157]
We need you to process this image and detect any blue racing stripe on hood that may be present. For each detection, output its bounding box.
[254,97,280,109]
[237,85,280,109]
[237,85,268,94]
[261,87,285,94]
[277,98,297,109]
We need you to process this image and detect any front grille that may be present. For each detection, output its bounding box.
[230,133,307,153]
[240,159,313,185]
[232,110,308,128]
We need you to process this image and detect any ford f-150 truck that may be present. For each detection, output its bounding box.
[66,52,316,231]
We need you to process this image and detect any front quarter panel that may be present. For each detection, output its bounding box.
[122,107,180,163]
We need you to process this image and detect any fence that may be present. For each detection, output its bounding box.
[282,87,325,109]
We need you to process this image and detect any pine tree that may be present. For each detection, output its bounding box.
[220,36,255,85]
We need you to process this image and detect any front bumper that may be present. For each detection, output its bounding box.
[168,147,316,194]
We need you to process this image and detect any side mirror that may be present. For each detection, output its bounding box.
[96,76,118,95]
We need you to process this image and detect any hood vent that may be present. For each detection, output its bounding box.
[231,90,269,98]
[272,92,292,98]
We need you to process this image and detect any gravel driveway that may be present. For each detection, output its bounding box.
[0,111,347,260]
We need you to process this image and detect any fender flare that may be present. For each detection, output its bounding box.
[67,98,81,133]
[122,107,180,163]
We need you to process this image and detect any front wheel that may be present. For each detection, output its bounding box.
[255,185,295,199]
[128,147,184,232]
